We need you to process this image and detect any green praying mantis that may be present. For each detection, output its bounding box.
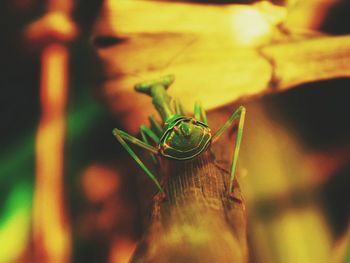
[113,75,246,195]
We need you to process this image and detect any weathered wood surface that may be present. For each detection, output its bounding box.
[131,151,247,263]
[96,32,350,134]
[93,1,350,133]
[260,34,350,91]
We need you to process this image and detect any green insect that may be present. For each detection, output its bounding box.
[113,75,246,195]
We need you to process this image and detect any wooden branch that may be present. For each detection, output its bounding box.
[103,34,350,135]
[131,151,248,263]
[260,34,350,91]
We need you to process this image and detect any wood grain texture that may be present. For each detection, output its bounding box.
[131,151,247,263]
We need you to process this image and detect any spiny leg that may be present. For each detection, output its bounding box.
[194,101,208,125]
[175,98,185,115]
[112,128,164,193]
[212,106,246,194]
[200,104,208,125]
[140,125,160,166]
[149,115,163,137]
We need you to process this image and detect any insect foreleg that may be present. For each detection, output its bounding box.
[112,128,164,193]
[140,125,160,166]
[212,106,246,194]
[194,102,208,125]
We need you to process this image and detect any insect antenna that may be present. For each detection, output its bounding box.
[153,36,198,116]
[158,36,198,76]
[122,72,147,82]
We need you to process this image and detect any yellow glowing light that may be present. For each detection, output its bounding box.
[40,45,67,112]
[229,6,273,46]
[0,212,30,262]
[0,185,32,263]
[271,210,331,263]
[33,44,71,262]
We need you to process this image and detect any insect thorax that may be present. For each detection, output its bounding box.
[158,116,212,160]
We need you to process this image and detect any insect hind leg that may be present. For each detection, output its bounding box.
[112,128,164,193]
[140,125,160,166]
[212,106,246,194]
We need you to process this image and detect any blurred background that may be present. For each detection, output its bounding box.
[0,0,349,262]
